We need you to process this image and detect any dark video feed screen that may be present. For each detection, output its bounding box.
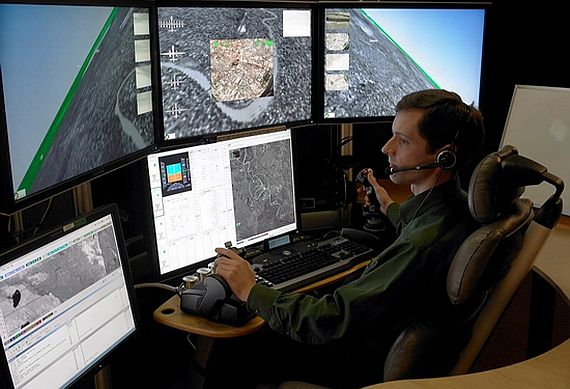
[0,4,155,202]
[157,7,313,141]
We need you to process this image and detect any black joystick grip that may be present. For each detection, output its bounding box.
[179,274,231,317]
[356,169,380,209]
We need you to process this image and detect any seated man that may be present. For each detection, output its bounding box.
[213,89,485,388]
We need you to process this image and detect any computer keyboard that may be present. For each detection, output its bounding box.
[249,235,377,291]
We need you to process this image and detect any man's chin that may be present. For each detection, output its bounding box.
[389,172,409,185]
[389,173,405,184]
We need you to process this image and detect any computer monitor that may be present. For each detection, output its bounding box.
[320,3,487,121]
[146,129,298,278]
[0,2,156,214]
[0,204,138,389]
[155,3,314,143]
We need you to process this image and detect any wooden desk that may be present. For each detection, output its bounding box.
[365,220,570,389]
[154,295,265,338]
[528,222,570,356]
[365,340,570,389]
[533,222,570,307]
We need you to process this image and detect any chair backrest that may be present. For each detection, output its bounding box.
[383,145,564,382]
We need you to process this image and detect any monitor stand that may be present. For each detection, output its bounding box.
[73,181,94,215]
[94,366,112,389]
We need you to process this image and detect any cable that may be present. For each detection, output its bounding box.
[322,229,341,240]
[8,197,54,242]
[185,333,208,377]
[32,197,53,237]
[405,169,444,229]
[185,333,198,353]
[133,282,178,293]
[339,135,353,147]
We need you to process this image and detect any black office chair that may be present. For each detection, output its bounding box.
[277,145,563,387]
[383,144,564,381]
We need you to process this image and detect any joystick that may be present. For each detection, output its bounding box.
[355,169,387,232]
[179,274,231,317]
[178,241,254,325]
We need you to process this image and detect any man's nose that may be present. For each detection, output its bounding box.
[382,137,395,155]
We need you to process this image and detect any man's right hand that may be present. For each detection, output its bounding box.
[214,248,257,302]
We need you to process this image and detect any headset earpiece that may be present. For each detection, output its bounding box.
[436,149,457,170]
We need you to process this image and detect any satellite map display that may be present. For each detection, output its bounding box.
[157,7,313,140]
[323,8,485,119]
[0,225,120,337]
[0,5,154,200]
[229,139,295,241]
[210,38,275,102]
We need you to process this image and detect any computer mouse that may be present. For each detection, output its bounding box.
[179,274,232,317]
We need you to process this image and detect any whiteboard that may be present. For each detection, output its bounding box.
[500,85,569,215]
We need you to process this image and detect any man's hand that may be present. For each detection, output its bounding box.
[364,169,394,215]
[214,248,257,302]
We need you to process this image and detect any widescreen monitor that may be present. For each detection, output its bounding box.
[320,3,487,121]
[155,3,314,143]
[146,129,297,278]
[0,204,138,389]
[0,2,156,213]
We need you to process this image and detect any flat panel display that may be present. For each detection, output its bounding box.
[0,204,138,389]
[321,4,486,121]
[146,129,297,277]
[156,4,313,142]
[0,2,156,213]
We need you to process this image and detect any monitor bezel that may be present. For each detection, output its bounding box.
[0,0,161,215]
[142,127,303,285]
[0,202,140,389]
[315,1,491,125]
[153,0,319,149]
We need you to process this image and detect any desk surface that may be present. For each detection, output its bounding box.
[153,295,266,338]
[366,220,570,389]
[365,339,570,389]
[533,222,570,306]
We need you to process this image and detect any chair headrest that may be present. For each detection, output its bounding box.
[468,145,525,223]
[447,198,534,305]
